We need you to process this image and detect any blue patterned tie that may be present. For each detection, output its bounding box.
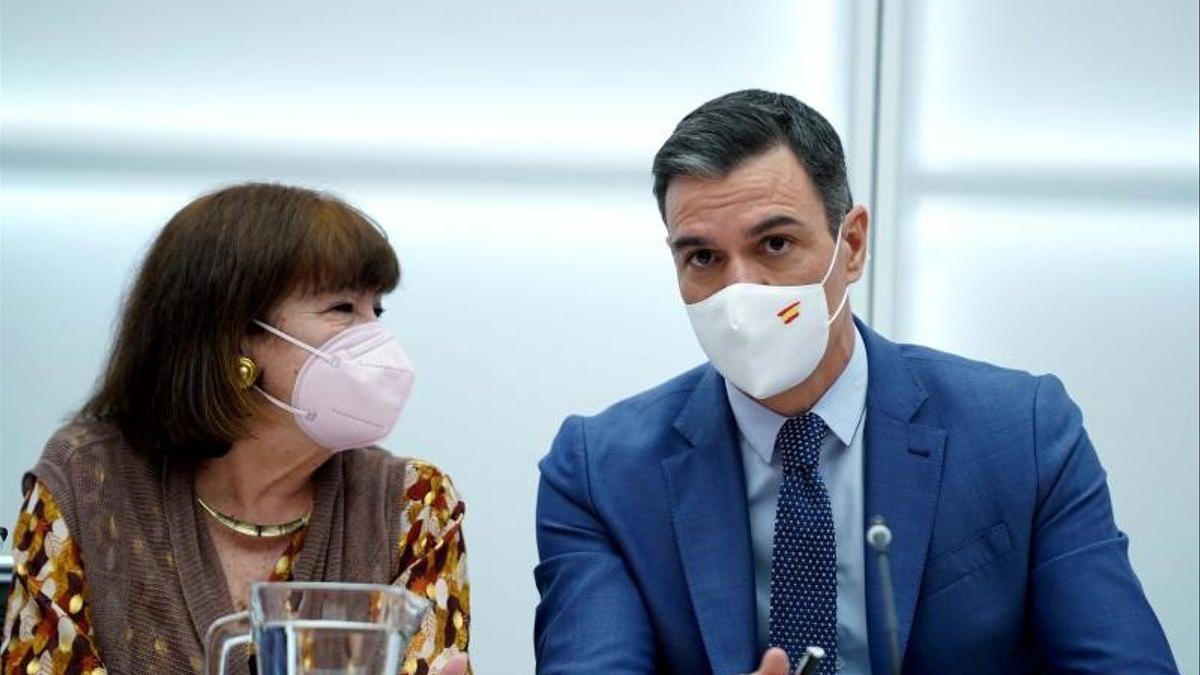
[769,412,837,672]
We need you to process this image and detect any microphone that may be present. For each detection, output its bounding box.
[867,516,901,675]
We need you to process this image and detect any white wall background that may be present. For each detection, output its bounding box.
[2,1,1196,672]
[868,3,1199,671]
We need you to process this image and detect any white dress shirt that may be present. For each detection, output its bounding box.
[725,325,870,674]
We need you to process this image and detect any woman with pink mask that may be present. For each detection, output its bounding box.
[1,184,470,675]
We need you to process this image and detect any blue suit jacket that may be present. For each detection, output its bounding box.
[534,319,1177,674]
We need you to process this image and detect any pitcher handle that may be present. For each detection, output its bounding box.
[205,610,252,675]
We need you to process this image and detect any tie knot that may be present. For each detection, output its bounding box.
[775,412,827,476]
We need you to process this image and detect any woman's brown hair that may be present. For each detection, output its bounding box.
[78,183,400,459]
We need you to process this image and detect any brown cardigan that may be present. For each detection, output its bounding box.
[30,422,411,675]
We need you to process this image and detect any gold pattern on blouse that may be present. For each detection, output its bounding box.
[0,481,103,674]
[2,461,471,675]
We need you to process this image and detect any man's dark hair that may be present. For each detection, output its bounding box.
[652,89,852,235]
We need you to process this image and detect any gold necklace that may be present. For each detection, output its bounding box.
[195,496,310,538]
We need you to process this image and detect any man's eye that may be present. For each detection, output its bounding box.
[330,303,355,313]
[763,236,791,254]
[687,250,716,268]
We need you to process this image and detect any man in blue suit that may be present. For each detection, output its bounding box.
[533,90,1177,674]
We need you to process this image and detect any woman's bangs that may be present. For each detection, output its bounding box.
[289,204,400,296]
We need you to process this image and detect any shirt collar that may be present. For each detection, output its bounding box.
[725,324,869,464]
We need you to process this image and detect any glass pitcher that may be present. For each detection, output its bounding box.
[206,581,430,675]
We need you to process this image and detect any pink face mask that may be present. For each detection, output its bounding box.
[252,320,415,451]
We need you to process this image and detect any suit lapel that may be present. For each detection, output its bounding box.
[662,366,758,675]
[857,319,946,674]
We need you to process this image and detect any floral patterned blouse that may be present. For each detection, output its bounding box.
[1,460,469,675]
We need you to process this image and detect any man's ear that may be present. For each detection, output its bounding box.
[842,205,870,284]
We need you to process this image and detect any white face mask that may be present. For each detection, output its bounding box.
[684,222,850,400]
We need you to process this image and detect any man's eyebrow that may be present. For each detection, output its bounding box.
[669,234,712,252]
[669,215,806,252]
[746,214,804,238]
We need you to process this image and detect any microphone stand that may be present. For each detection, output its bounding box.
[867,516,902,675]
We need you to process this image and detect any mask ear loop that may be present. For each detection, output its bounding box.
[819,218,847,286]
[253,385,317,421]
[253,320,340,365]
[248,320,328,420]
[821,218,851,326]
[826,288,851,326]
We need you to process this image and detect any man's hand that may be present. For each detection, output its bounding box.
[745,647,791,675]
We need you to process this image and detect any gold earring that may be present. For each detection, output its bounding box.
[236,356,259,390]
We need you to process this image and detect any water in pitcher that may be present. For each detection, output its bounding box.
[255,619,404,675]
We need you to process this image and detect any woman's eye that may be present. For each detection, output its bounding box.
[330,302,355,313]
[373,307,385,318]
[763,236,791,254]
[687,250,716,268]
